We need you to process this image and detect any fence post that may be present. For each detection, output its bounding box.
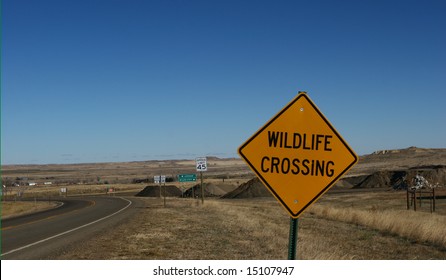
[414,190,417,211]
[430,189,433,213]
[406,189,409,210]
[419,189,422,208]
[433,188,436,212]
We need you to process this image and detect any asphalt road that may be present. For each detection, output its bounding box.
[1,195,142,259]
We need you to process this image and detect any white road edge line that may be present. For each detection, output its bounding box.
[1,197,133,257]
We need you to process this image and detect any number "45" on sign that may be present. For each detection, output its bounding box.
[196,157,207,172]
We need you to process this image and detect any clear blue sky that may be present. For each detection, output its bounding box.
[2,0,445,164]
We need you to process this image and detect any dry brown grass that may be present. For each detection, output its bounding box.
[54,196,446,260]
[309,204,446,248]
[58,198,292,260]
[1,201,60,219]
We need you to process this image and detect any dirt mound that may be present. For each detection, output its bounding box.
[221,177,273,199]
[220,167,446,196]
[205,183,238,196]
[345,166,446,189]
[354,171,392,189]
[334,175,369,188]
[135,185,182,197]
[182,183,238,198]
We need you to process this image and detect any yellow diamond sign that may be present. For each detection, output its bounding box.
[238,92,358,218]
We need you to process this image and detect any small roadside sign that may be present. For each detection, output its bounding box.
[154,175,160,184]
[154,175,166,184]
[179,174,197,182]
[196,157,208,172]
[60,187,67,197]
[238,92,358,218]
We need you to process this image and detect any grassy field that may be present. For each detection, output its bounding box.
[1,201,60,219]
[51,190,446,260]
[311,191,446,249]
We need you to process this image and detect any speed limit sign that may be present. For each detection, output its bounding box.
[196,157,207,172]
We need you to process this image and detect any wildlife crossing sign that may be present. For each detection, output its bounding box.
[238,92,358,218]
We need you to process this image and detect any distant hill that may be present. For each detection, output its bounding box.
[350,147,446,176]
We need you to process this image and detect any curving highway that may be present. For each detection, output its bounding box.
[1,195,142,259]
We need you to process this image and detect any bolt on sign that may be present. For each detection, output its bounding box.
[238,92,358,218]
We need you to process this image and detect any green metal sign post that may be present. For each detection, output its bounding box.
[200,172,204,204]
[288,218,299,260]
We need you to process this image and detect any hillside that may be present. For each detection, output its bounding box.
[335,147,446,190]
[350,147,446,176]
[223,147,446,198]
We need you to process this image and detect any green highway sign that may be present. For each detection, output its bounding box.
[179,174,197,182]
